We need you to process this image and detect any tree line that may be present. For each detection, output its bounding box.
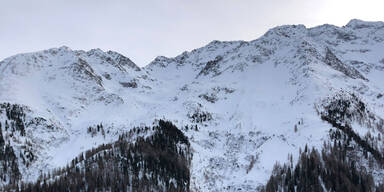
[12,120,192,192]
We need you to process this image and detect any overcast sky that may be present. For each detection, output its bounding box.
[1,0,383,66]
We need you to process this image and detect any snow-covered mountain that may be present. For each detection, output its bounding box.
[0,19,384,191]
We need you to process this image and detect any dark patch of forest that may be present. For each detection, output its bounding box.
[264,93,384,191]
[188,111,212,124]
[318,93,384,164]
[12,120,192,192]
[0,103,34,186]
[265,142,384,192]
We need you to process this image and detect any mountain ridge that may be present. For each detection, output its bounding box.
[0,19,384,191]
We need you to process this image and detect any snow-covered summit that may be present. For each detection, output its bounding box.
[0,46,151,127]
[346,19,384,29]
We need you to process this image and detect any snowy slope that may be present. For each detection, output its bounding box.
[0,19,384,191]
[144,19,384,190]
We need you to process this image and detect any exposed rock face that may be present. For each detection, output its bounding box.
[323,47,366,80]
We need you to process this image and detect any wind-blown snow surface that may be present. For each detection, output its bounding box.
[0,19,384,191]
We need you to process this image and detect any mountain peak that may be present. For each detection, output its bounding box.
[106,50,141,71]
[264,24,307,39]
[345,19,384,29]
[51,45,72,52]
[86,48,105,55]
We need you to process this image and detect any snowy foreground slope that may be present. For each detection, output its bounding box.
[0,19,384,191]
